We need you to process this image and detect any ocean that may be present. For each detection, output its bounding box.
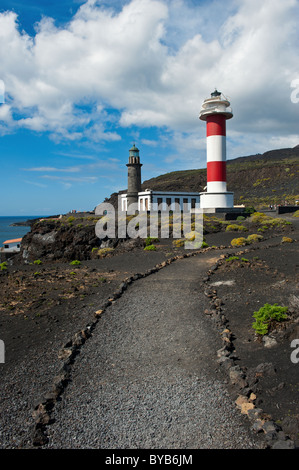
[0,216,44,246]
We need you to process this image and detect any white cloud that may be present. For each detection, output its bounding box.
[0,0,298,154]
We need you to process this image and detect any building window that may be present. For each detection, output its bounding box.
[191,198,196,209]
[157,198,163,208]
[166,198,172,206]
[183,198,189,210]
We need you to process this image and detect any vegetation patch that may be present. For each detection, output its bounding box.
[97,247,115,257]
[225,256,240,262]
[246,233,264,243]
[145,237,159,246]
[144,244,156,251]
[230,237,249,247]
[249,212,291,228]
[0,262,8,271]
[70,260,81,266]
[225,224,248,232]
[252,303,288,336]
[281,236,294,243]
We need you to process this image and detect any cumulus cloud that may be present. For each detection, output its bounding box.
[0,0,298,156]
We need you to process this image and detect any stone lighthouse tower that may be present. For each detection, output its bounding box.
[199,90,234,208]
[126,144,142,208]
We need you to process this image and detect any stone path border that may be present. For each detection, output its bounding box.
[31,238,296,448]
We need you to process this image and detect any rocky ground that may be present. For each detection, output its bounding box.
[0,211,298,449]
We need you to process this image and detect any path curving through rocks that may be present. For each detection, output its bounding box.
[45,251,262,449]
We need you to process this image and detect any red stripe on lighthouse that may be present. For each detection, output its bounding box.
[206,115,226,137]
[207,161,226,182]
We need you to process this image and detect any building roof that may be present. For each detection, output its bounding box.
[3,238,22,244]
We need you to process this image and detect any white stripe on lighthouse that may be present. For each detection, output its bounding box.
[207,181,227,192]
[206,135,226,162]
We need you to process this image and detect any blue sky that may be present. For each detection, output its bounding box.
[0,0,298,216]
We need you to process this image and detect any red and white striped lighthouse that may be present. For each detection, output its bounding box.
[199,90,234,208]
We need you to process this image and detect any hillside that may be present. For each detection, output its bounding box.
[139,146,299,208]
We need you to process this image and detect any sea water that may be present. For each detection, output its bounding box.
[0,216,43,246]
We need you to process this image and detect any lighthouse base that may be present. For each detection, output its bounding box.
[200,191,234,209]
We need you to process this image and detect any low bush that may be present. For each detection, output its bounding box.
[145,236,159,246]
[33,259,42,265]
[230,237,248,247]
[250,212,291,228]
[144,244,156,251]
[246,233,263,243]
[0,261,7,271]
[70,260,81,266]
[226,224,248,232]
[225,256,240,262]
[97,247,114,257]
[252,303,288,335]
[281,236,293,243]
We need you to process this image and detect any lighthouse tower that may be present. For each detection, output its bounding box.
[199,90,234,209]
[126,144,142,208]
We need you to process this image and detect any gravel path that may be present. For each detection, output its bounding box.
[46,252,261,449]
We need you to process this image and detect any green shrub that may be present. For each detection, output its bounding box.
[33,259,42,265]
[293,210,299,217]
[70,260,81,266]
[0,261,7,271]
[236,216,245,221]
[145,236,159,246]
[231,237,248,247]
[246,234,263,243]
[244,207,256,215]
[144,244,156,251]
[67,216,75,223]
[225,256,240,262]
[97,247,114,257]
[226,224,248,232]
[250,212,291,228]
[252,303,288,335]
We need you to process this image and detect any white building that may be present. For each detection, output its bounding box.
[120,190,201,212]
[1,238,22,253]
